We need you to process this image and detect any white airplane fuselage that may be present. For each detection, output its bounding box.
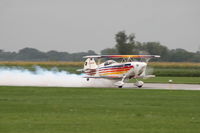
[85,61,147,79]
[81,55,160,88]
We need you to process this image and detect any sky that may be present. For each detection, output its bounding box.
[0,0,200,53]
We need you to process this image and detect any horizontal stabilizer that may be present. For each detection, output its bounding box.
[139,75,156,79]
[76,69,84,72]
[83,55,160,59]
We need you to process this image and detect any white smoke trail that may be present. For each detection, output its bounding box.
[0,67,114,87]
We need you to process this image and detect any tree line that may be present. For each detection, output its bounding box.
[0,31,200,62]
[0,48,96,61]
[102,31,200,62]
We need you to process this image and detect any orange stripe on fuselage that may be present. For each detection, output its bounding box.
[99,66,133,73]
[100,71,127,76]
[99,66,133,71]
[99,68,132,73]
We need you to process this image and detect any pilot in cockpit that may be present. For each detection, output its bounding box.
[104,60,117,66]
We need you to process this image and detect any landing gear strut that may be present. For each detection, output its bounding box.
[114,75,126,88]
[134,79,144,88]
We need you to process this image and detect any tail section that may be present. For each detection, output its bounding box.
[84,58,97,70]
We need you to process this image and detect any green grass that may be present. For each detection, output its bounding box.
[153,68,200,77]
[0,86,200,133]
[130,77,200,84]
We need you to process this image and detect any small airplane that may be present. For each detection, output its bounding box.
[78,55,160,88]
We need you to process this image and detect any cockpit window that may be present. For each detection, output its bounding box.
[104,60,117,66]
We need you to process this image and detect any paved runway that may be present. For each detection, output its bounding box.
[124,83,200,90]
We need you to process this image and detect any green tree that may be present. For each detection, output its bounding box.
[115,31,135,55]
[141,42,169,61]
[46,50,69,61]
[101,48,118,55]
[16,47,47,61]
[168,49,193,62]
[0,49,16,61]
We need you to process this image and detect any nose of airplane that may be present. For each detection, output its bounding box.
[130,62,147,76]
[137,62,147,75]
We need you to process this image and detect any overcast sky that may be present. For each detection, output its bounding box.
[0,0,200,53]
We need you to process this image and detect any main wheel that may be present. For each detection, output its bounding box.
[118,86,123,88]
[134,81,144,88]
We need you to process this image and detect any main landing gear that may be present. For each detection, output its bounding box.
[114,76,126,88]
[115,79,144,88]
[134,80,144,88]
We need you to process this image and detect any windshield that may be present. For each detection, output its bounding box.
[104,60,117,66]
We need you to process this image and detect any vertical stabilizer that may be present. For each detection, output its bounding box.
[84,58,97,69]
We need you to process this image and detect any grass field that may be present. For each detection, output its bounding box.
[0,86,200,133]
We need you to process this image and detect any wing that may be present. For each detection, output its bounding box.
[83,55,160,58]
[83,55,102,58]
[137,75,156,79]
[84,76,122,79]
[84,75,156,79]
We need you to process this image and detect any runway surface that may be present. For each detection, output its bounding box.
[124,83,200,90]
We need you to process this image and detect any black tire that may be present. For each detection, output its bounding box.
[118,86,123,88]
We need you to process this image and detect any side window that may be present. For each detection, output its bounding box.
[85,62,87,66]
